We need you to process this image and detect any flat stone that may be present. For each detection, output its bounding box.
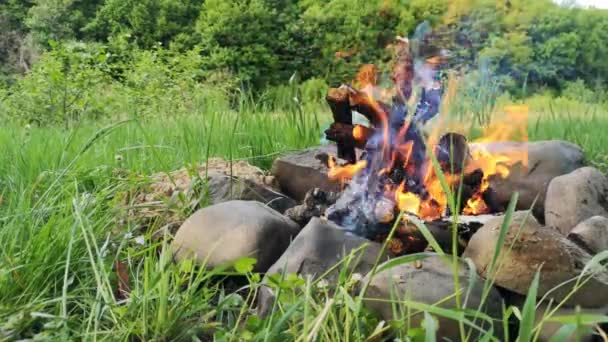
[468,140,585,221]
[463,211,608,308]
[362,254,504,339]
[172,201,300,272]
[568,216,608,254]
[271,145,353,201]
[204,175,296,213]
[545,167,608,235]
[257,217,389,315]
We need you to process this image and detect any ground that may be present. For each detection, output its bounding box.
[0,94,607,340]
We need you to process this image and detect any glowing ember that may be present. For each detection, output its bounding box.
[395,183,421,214]
[352,125,367,142]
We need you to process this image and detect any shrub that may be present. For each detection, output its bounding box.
[561,79,600,104]
[0,43,232,125]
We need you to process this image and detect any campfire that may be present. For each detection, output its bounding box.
[302,37,530,255]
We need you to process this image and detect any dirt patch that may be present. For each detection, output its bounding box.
[118,158,281,234]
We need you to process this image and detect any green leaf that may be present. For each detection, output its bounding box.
[518,271,540,342]
[424,312,438,342]
[549,324,576,342]
[577,250,608,285]
[408,217,445,256]
[488,192,519,278]
[547,313,608,325]
[233,257,257,274]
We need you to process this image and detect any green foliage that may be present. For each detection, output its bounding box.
[196,0,295,89]
[84,0,203,49]
[2,42,110,125]
[1,42,231,125]
[561,79,601,103]
[26,0,104,46]
[3,0,608,94]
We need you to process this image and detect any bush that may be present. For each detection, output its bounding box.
[1,42,110,125]
[561,79,601,104]
[0,43,231,125]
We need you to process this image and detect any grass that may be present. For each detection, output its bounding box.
[0,91,607,341]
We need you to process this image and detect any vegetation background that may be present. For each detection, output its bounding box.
[2,0,608,125]
[1,0,608,340]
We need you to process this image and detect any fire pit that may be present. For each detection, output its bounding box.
[285,36,530,255]
[169,27,606,342]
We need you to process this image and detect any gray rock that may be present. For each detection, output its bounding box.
[362,255,504,340]
[271,145,355,201]
[257,217,388,315]
[568,216,608,254]
[130,165,296,233]
[172,201,300,272]
[205,175,296,214]
[545,167,608,235]
[469,140,585,220]
[463,211,608,308]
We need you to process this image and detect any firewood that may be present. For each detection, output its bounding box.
[386,214,493,255]
[324,122,375,149]
[342,85,391,126]
[326,87,357,163]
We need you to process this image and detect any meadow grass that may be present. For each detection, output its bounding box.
[0,94,607,341]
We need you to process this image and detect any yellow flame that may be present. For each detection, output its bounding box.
[395,183,421,214]
[328,156,367,183]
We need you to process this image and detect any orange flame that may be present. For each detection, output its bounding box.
[463,105,529,214]
[327,156,367,183]
[353,125,366,142]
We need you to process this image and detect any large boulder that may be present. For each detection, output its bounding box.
[468,140,585,220]
[463,211,608,308]
[172,201,300,272]
[545,167,608,235]
[257,217,389,315]
[362,255,504,339]
[568,216,608,254]
[271,145,358,201]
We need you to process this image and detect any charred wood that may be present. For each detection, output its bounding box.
[284,188,340,227]
[326,88,356,163]
[344,85,391,126]
[324,122,374,150]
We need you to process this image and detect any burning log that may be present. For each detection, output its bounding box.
[378,214,494,256]
[326,87,356,163]
[345,85,391,126]
[436,132,470,173]
[324,122,375,150]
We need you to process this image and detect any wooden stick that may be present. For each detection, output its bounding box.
[342,85,391,126]
[326,88,356,163]
[324,122,375,149]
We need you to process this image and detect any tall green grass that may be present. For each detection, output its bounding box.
[0,92,607,340]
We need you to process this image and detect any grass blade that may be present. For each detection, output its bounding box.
[518,271,540,342]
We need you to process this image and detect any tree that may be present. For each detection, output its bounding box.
[196,0,286,88]
[85,0,203,49]
[26,0,104,46]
